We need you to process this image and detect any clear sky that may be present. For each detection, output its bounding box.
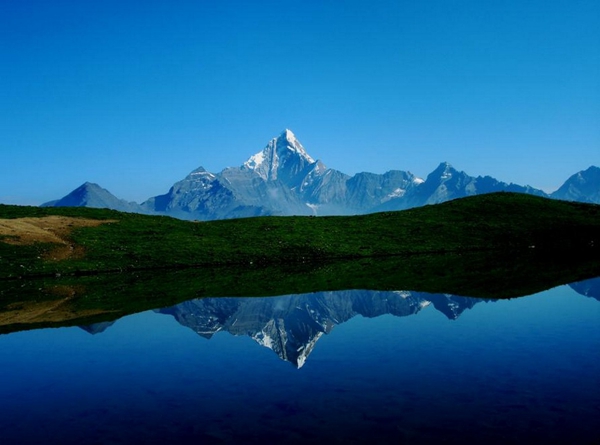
[1,0,598,205]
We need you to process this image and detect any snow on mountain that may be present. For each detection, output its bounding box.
[43,130,599,219]
[375,162,548,212]
[243,129,315,184]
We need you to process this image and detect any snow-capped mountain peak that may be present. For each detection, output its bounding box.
[243,129,316,182]
[186,166,216,180]
[279,129,314,161]
[434,162,455,180]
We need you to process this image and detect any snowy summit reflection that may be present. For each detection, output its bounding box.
[81,277,600,368]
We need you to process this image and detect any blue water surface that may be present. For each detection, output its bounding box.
[0,284,598,444]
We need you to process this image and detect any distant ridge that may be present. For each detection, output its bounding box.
[43,130,600,219]
[551,166,600,204]
[42,182,144,214]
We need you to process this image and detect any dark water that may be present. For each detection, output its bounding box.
[0,280,599,444]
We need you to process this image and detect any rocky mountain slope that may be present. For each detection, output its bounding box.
[43,130,599,220]
[42,182,144,213]
[551,166,600,204]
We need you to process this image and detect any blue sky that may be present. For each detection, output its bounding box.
[1,0,598,205]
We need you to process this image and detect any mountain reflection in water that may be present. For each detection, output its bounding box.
[152,291,491,368]
[78,278,600,369]
[0,277,598,444]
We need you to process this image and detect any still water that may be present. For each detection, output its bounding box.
[0,279,599,444]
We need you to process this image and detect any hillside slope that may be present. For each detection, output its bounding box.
[1,193,599,280]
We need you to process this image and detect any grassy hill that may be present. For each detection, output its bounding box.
[1,192,599,280]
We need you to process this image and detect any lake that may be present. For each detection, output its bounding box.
[0,277,599,444]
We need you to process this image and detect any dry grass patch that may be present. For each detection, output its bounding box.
[0,216,117,260]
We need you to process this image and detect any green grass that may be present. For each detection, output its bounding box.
[1,192,599,279]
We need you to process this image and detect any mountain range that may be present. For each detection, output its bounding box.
[43,129,600,219]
